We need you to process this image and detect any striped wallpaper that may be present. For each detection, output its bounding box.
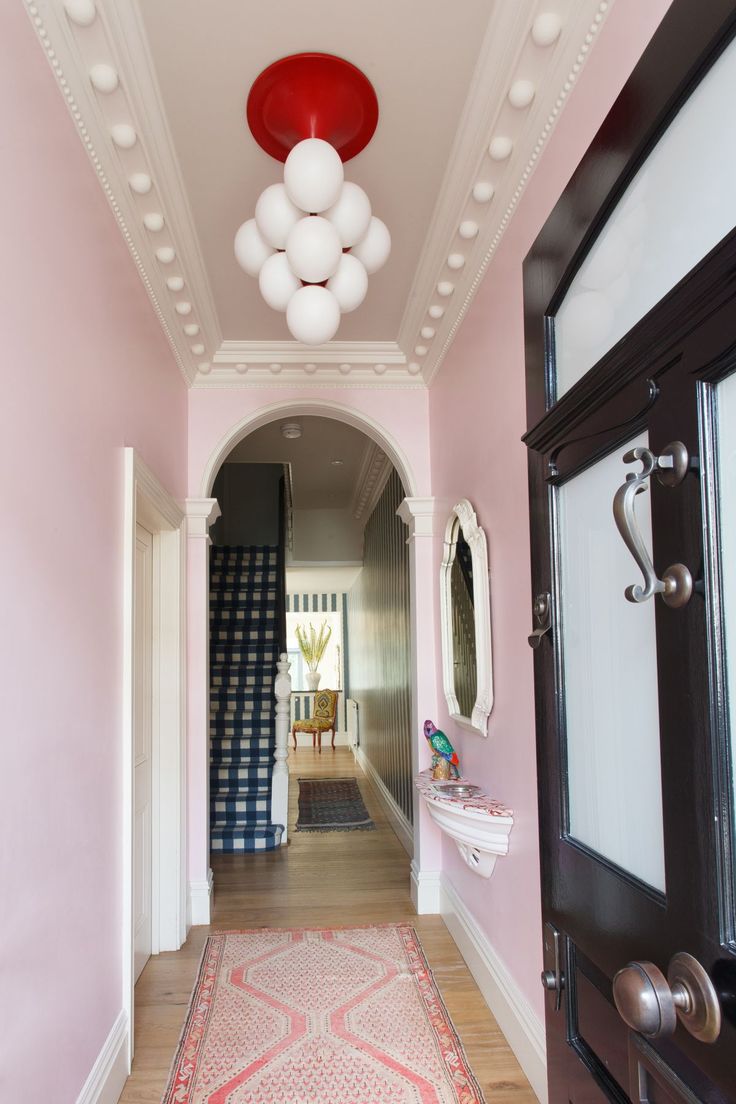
[347,470,413,825]
[286,592,344,614]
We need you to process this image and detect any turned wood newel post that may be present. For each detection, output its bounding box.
[272,652,292,842]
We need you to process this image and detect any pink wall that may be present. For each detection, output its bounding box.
[429,0,673,1021]
[188,387,431,498]
[0,7,187,1102]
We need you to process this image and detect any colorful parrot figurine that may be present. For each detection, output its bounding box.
[423,720,460,779]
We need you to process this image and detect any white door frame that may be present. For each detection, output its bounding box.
[122,448,186,1066]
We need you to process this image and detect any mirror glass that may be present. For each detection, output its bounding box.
[450,525,478,718]
[440,500,493,736]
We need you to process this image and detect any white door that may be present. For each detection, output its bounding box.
[133,523,153,981]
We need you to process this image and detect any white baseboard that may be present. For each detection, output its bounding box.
[353,744,414,857]
[440,876,547,1103]
[410,859,442,914]
[76,1010,129,1104]
[188,868,214,926]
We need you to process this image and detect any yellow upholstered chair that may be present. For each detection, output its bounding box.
[292,689,339,753]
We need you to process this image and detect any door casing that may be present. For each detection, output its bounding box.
[122,448,186,1066]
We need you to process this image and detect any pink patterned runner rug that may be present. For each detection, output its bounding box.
[162,925,486,1103]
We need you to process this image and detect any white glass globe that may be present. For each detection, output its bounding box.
[286,285,341,345]
[258,252,301,313]
[350,216,391,274]
[325,182,372,247]
[255,183,302,250]
[327,254,368,313]
[285,216,342,284]
[284,138,344,214]
[234,219,273,276]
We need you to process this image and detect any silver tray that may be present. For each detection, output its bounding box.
[432,783,482,798]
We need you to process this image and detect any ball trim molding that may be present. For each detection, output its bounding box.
[407,0,611,380]
[28,0,611,385]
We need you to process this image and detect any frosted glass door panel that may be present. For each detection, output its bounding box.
[555,36,736,397]
[718,371,736,905]
[559,433,665,891]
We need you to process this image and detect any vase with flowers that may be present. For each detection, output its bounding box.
[295,620,332,691]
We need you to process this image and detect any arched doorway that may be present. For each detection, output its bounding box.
[186,399,443,923]
[199,398,419,499]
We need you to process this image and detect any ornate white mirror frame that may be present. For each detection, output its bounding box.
[439,499,493,736]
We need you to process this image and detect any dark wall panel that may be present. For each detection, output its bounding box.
[348,470,413,824]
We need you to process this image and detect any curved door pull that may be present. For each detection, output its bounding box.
[613,953,721,1044]
[612,442,693,608]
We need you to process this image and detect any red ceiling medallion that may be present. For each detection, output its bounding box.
[247,53,379,163]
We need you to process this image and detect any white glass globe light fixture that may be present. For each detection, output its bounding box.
[286,285,341,345]
[236,54,390,345]
[259,252,301,312]
[285,216,342,283]
[350,216,391,274]
[234,219,273,276]
[325,182,372,247]
[284,138,344,213]
[255,183,302,249]
[327,253,368,312]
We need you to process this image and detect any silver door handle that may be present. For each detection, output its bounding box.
[613,953,721,1044]
[612,442,693,608]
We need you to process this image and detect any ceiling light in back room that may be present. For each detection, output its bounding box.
[331,459,344,466]
[281,422,302,440]
[234,53,391,345]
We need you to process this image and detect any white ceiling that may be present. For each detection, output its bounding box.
[138,0,492,345]
[31,0,612,385]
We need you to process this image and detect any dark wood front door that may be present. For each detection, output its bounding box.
[523,3,736,1101]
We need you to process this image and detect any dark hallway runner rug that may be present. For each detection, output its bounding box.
[296,776,375,832]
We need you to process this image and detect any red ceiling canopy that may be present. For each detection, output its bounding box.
[246,53,379,163]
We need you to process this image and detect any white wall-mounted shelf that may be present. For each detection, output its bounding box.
[415,770,513,877]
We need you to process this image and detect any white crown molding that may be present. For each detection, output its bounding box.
[27,0,612,390]
[191,374,426,390]
[200,338,422,387]
[24,0,220,385]
[401,0,613,385]
[351,438,392,522]
[214,340,406,366]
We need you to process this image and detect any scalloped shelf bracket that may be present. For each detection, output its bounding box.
[415,770,513,878]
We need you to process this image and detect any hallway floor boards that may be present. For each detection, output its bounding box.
[120,747,537,1103]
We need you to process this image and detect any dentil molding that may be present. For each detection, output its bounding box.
[351,439,393,522]
[26,0,612,389]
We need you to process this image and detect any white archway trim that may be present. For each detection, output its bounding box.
[198,398,418,498]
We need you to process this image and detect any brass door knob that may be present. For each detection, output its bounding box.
[613,953,721,1044]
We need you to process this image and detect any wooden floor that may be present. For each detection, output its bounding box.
[120,748,537,1103]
